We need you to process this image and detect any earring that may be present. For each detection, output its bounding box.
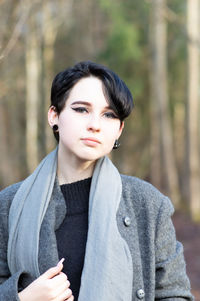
[52,124,59,132]
[113,139,120,149]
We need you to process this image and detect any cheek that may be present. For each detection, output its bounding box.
[58,117,76,142]
[104,123,121,140]
[102,130,118,152]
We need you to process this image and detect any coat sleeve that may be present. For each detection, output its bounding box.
[0,185,25,301]
[0,272,24,301]
[155,196,194,301]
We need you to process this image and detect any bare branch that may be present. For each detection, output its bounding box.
[0,1,31,61]
[163,6,185,24]
[147,0,200,50]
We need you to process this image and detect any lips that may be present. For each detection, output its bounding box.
[82,137,101,143]
[81,137,101,146]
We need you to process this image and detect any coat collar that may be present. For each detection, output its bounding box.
[38,176,144,301]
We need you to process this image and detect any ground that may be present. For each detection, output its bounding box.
[172,212,200,300]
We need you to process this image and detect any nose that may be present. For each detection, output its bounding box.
[87,114,101,132]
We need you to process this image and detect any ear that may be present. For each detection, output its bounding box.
[48,106,59,128]
[117,121,124,139]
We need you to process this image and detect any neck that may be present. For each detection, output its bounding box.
[57,147,96,185]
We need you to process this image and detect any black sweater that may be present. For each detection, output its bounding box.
[56,178,91,301]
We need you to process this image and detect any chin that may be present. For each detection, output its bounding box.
[75,147,113,162]
[78,155,101,162]
[77,151,105,162]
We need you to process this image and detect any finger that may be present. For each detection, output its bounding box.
[53,288,73,301]
[51,279,71,298]
[50,274,70,290]
[40,262,64,280]
[63,288,73,299]
[57,258,65,268]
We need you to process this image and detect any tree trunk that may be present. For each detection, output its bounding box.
[42,0,74,155]
[186,0,200,221]
[150,0,180,207]
[0,104,13,188]
[25,17,41,172]
[42,1,57,155]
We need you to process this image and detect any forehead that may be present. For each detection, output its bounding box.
[67,76,108,105]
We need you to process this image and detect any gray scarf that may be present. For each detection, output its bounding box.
[8,149,133,300]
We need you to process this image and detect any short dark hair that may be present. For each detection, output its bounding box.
[50,61,134,141]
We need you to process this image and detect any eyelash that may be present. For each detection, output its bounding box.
[72,107,117,119]
[72,107,88,113]
[103,112,117,119]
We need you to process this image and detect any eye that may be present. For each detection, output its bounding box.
[104,111,118,119]
[72,107,88,113]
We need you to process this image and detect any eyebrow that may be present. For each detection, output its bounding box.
[71,101,112,110]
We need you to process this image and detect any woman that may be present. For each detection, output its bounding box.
[0,61,193,301]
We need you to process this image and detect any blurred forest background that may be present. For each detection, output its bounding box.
[0,0,200,221]
[0,0,200,298]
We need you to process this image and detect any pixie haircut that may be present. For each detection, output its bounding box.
[50,61,134,141]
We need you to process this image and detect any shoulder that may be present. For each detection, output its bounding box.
[121,174,165,199]
[0,182,22,210]
[0,182,22,233]
[120,174,174,217]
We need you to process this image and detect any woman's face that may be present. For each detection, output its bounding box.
[48,76,124,164]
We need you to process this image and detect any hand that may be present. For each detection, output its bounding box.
[18,259,74,301]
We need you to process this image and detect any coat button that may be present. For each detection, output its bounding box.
[136,289,145,299]
[123,216,131,226]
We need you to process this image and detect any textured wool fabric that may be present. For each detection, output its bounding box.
[0,175,194,300]
[56,178,91,300]
[7,150,133,301]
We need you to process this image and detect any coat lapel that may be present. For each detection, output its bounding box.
[38,179,66,275]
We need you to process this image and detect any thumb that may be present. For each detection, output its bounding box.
[40,258,65,280]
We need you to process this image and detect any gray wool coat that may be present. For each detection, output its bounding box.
[0,175,194,301]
